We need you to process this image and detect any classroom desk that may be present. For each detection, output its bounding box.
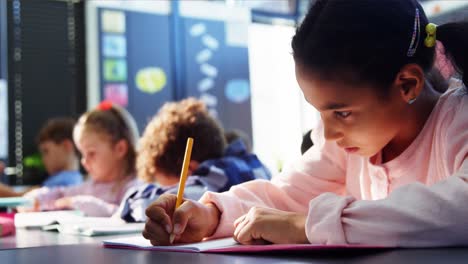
[0,228,137,250]
[1,243,468,264]
[1,229,468,263]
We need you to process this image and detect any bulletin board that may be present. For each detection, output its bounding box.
[87,1,253,140]
[97,7,174,131]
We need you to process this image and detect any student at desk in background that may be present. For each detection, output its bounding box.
[23,101,139,216]
[0,118,83,197]
[117,98,271,222]
[142,0,468,247]
[37,118,83,187]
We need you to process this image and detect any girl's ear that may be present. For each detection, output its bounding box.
[188,160,200,175]
[394,63,425,104]
[114,139,129,159]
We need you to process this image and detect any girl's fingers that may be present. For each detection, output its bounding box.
[146,194,177,218]
[234,221,256,245]
[142,219,171,246]
[234,214,247,228]
[145,205,173,233]
[172,200,199,236]
[233,216,250,242]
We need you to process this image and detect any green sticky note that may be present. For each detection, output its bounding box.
[103,59,127,81]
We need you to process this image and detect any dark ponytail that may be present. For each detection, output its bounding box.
[437,22,468,87]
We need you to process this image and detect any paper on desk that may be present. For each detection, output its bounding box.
[14,211,84,228]
[15,211,144,236]
[40,215,144,236]
[42,216,120,230]
[56,220,145,236]
[103,235,386,253]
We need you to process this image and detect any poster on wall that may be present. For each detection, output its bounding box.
[179,2,253,142]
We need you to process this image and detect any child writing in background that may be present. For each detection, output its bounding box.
[0,118,82,197]
[117,98,270,222]
[143,0,468,247]
[23,101,139,217]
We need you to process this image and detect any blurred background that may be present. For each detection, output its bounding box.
[0,0,467,186]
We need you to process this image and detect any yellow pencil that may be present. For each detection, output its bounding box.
[170,137,194,244]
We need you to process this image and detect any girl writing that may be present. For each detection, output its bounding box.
[143,0,468,247]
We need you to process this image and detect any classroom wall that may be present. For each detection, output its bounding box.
[249,23,319,174]
[4,0,87,184]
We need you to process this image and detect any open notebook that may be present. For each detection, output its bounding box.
[15,211,144,236]
[42,217,145,237]
[14,210,84,229]
[103,235,384,253]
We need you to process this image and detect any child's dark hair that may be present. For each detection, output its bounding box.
[74,103,139,177]
[37,117,76,146]
[137,98,226,183]
[292,0,468,94]
[301,129,314,155]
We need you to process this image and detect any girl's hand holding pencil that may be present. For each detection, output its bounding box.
[142,137,308,246]
[143,194,221,246]
[143,137,221,246]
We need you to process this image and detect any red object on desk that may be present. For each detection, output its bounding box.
[0,216,15,237]
[0,212,15,219]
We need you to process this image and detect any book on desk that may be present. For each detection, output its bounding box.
[14,211,144,236]
[0,216,14,237]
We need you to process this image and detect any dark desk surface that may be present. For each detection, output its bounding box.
[1,243,468,264]
[0,228,137,250]
[1,229,468,263]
